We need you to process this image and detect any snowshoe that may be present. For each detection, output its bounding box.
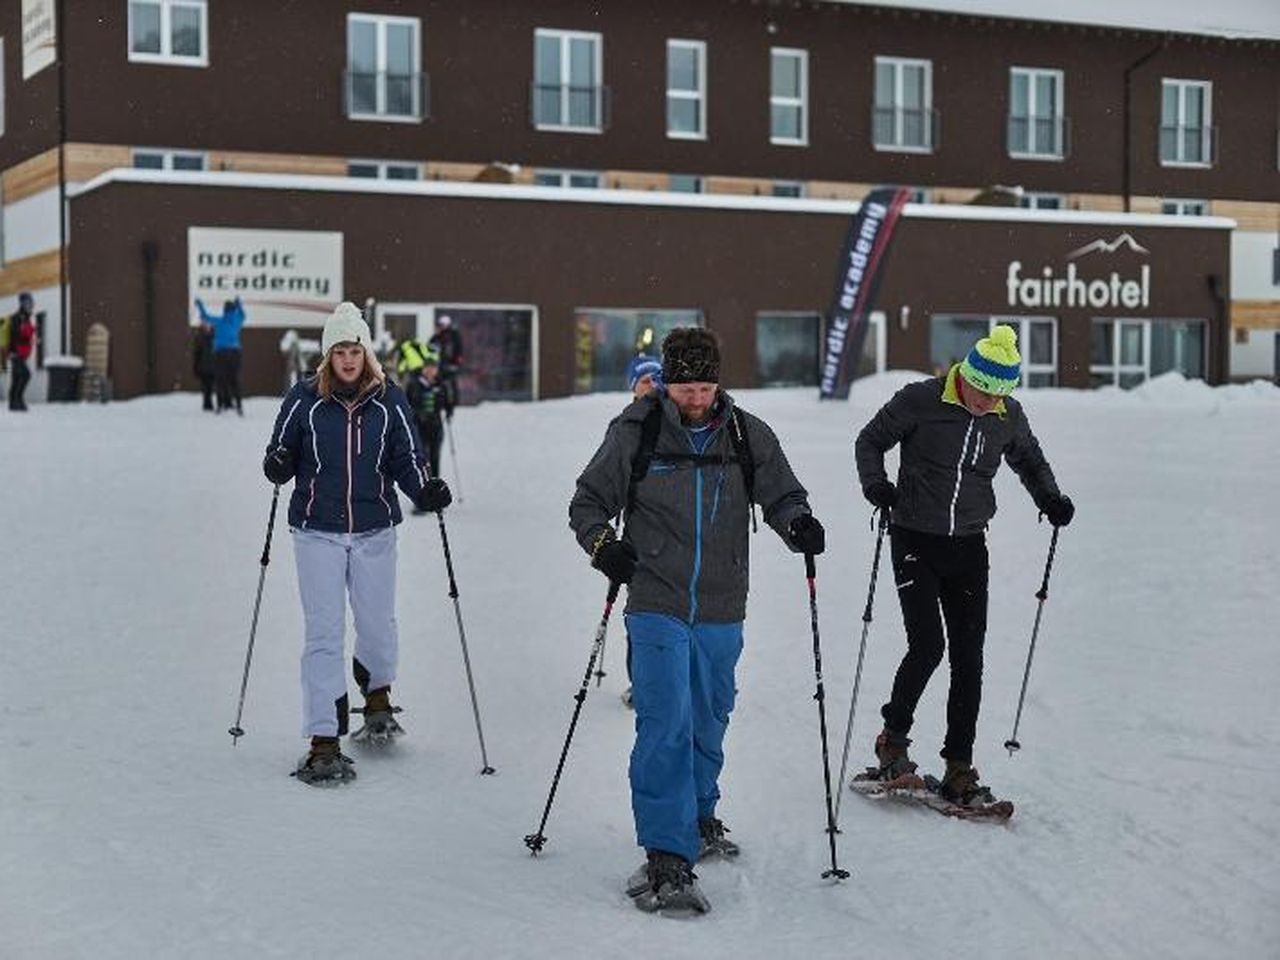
[351,705,405,746]
[292,738,357,787]
[627,851,710,917]
[874,728,918,781]
[697,816,740,861]
[849,765,1013,821]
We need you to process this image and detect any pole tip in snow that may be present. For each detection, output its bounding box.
[524,833,547,855]
[1004,738,1021,756]
[822,867,850,881]
[228,725,245,744]
[481,766,496,775]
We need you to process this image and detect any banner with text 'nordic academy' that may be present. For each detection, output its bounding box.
[818,187,910,400]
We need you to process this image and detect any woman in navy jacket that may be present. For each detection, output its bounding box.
[263,302,452,785]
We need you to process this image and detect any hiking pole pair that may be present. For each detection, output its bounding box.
[832,509,890,826]
[433,508,495,775]
[1005,525,1062,757]
[804,553,850,881]
[228,484,281,744]
[444,417,465,503]
[525,580,622,855]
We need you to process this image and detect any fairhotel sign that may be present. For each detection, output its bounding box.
[1006,233,1151,311]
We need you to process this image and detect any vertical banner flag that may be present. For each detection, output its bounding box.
[818,187,911,400]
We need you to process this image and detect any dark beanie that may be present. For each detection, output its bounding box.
[662,327,721,384]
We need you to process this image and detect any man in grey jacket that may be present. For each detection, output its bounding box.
[570,327,825,916]
[855,324,1073,808]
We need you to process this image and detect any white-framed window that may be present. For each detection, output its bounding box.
[349,160,420,180]
[1160,79,1213,167]
[1009,67,1065,159]
[772,181,805,198]
[533,170,601,188]
[347,14,423,122]
[128,0,208,66]
[770,48,808,146]
[133,148,206,170]
[1019,192,1063,210]
[873,57,933,152]
[1090,318,1207,388]
[669,174,703,193]
[1161,198,1207,216]
[534,29,604,132]
[932,315,1056,387]
[667,39,707,139]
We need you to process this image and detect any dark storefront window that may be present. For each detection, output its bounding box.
[1092,318,1205,388]
[930,316,989,376]
[574,309,701,393]
[757,313,820,387]
[433,306,536,403]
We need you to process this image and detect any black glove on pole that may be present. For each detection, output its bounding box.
[262,446,294,485]
[863,480,898,511]
[1005,525,1061,757]
[525,579,622,855]
[804,553,850,880]
[789,514,826,555]
[417,477,453,513]
[229,484,281,743]
[1042,494,1075,528]
[592,539,637,584]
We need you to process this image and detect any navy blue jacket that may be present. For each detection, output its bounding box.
[267,378,429,533]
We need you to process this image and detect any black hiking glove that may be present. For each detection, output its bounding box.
[864,480,898,510]
[416,478,452,513]
[592,538,638,585]
[263,446,295,485]
[788,514,826,555]
[1042,494,1075,527]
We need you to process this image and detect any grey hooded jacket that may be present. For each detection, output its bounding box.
[855,370,1061,537]
[570,392,812,623]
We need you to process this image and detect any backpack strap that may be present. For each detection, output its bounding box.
[626,398,665,521]
[727,406,758,532]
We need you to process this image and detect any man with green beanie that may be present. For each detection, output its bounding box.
[854,324,1074,807]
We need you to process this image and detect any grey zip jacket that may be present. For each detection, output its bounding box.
[570,392,812,623]
[855,369,1061,537]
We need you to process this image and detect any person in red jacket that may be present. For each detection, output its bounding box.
[7,292,37,412]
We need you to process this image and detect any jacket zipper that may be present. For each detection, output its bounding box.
[346,406,354,534]
[948,419,975,536]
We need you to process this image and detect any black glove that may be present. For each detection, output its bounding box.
[789,514,826,555]
[592,539,638,584]
[864,480,898,510]
[416,477,453,513]
[263,446,295,485]
[1042,494,1075,527]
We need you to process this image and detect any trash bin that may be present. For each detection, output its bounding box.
[45,355,84,402]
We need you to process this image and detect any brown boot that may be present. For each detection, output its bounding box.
[294,735,357,785]
[938,760,994,806]
[874,728,918,781]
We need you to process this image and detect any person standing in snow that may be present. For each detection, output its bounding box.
[404,345,454,498]
[427,314,464,407]
[262,302,453,786]
[5,292,37,412]
[192,320,217,412]
[854,324,1074,807]
[195,296,246,414]
[570,327,825,915]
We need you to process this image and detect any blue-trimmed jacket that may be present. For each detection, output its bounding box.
[266,378,430,533]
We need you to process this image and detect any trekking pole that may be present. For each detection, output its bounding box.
[804,554,850,880]
[445,417,465,503]
[229,484,281,744]
[525,580,621,855]
[833,509,889,826]
[434,509,495,774]
[1005,525,1061,757]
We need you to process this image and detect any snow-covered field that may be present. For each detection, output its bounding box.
[2,373,1278,959]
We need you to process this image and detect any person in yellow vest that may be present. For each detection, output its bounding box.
[395,336,431,382]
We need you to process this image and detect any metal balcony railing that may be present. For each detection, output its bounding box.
[344,70,429,121]
[530,83,610,131]
[871,106,939,152]
[1158,124,1218,166]
[1007,115,1072,159]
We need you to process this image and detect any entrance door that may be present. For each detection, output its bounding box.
[427,304,538,403]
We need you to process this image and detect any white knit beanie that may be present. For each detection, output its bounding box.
[321,302,372,356]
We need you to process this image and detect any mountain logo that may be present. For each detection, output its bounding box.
[1066,233,1150,260]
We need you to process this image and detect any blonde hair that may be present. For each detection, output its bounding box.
[315,344,386,400]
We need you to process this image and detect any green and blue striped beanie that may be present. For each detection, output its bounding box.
[959,324,1021,396]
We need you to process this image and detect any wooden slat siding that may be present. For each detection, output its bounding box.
[1231,301,1280,329]
[1127,196,1164,215]
[3,149,61,203]
[608,170,668,191]
[808,181,875,200]
[1068,193,1127,212]
[703,175,774,196]
[425,161,487,181]
[935,188,983,205]
[1210,200,1280,232]
[0,250,64,298]
[65,143,133,182]
[210,152,347,176]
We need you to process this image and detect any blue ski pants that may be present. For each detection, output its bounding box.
[625,612,744,865]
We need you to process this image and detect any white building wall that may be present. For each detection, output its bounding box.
[3,186,61,262]
[1229,230,1280,381]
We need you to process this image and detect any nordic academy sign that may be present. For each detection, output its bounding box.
[1007,233,1151,311]
[188,227,343,327]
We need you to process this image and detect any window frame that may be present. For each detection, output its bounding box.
[1160,198,1207,216]
[1159,78,1213,168]
[772,180,806,198]
[1019,192,1064,210]
[991,315,1059,387]
[873,56,933,153]
[533,28,604,133]
[1008,66,1065,160]
[346,13,424,124]
[132,148,207,171]
[769,47,809,146]
[666,39,707,141]
[127,0,209,67]
[532,169,602,189]
[348,160,422,180]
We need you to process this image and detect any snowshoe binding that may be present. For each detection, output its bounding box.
[931,762,1013,818]
[697,816,740,861]
[627,850,710,917]
[874,728,920,783]
[351,688,405,746]
[292,737,357,787]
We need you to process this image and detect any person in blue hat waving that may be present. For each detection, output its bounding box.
[854,324,1073,807]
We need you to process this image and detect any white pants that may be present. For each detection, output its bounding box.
[292,526,399,738]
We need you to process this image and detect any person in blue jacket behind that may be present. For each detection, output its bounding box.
[263,301,453,786]
[195,296,246,414]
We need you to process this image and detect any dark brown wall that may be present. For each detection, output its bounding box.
[0,5,61,170]
[67,180,1231,399]
[55,1,1280,201]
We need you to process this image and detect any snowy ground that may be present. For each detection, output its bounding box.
[2,373,1278,959]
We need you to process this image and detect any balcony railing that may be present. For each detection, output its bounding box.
[531,83,610,132]
[871,106,939,152]
[1158,124,1217,167]
[1007,115,1071,159]
[344,70,429,121]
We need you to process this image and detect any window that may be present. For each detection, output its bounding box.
[533,170,601,188]
[349,161,420,180]
[667,40,706,139]
[1161,198,1207,216]
[573,309,702,393]
[873,57,933,151]
[932,315,1056,386]
[1009,67,1065,159]
[133,148,206,170]
[669,174,703,193]
[534,29,604,131]
[757,312,821,387]
[1019,193,1063,210]
[770,48,808,145]
[128,0,207,65]
[772,181,805,198]
[1091,318,1205,387]
[347,14,423,122]
[1160,79,1213,166]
